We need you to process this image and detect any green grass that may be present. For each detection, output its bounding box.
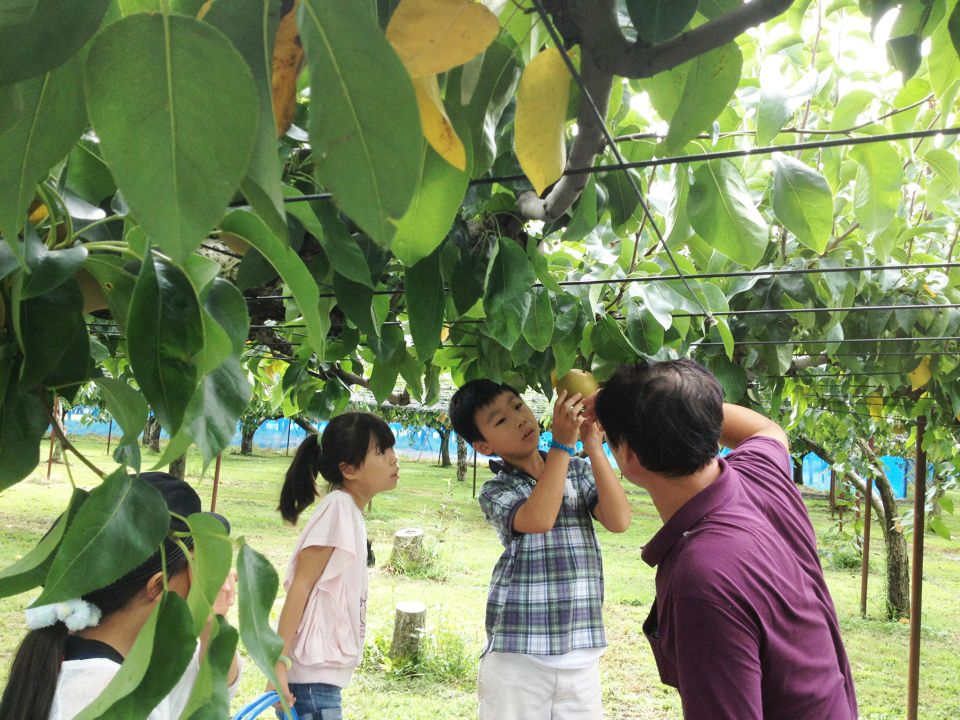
[2,438,959,719]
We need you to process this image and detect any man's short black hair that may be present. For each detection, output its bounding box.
[595,359,724,477]
[448,379,520,443]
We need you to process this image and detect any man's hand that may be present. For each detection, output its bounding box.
[552,389,585,446]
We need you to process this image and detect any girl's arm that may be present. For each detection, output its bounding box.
[267,546,334,708]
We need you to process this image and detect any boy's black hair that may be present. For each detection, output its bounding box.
[594,359,724,478]
[448,379,520,444]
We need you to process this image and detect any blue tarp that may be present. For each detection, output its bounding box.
[802,451,932,499]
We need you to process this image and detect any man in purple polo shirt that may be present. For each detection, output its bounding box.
[591,359,858,720]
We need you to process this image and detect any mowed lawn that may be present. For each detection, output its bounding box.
[1,438,959,719]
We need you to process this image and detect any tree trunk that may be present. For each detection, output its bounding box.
[874,468,910,619]
[456,435,468,482]
[389,600,426,663]
[438,427,451,468]
[792,456,803,485]
[50,407,66,463]
[240,423,257,455]
[143,416,161,453]
[169,454,186,480]
[928,474,943,528]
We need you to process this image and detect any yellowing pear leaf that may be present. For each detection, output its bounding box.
[386,0,499,78]
[908,355,932,390]
[923,283,937,298]
[515,47,569,196]
[866,392,884,420]
[28,203,48,224]
[411,74,466,170]
[272,0,304,137]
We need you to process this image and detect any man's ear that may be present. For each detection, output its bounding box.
[619,444,646,481]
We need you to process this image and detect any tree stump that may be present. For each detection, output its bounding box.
[389,600,426,663]
[390,528,424,568]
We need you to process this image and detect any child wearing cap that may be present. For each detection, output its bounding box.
[0,471,241,720]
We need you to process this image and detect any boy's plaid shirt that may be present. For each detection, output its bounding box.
[478,454,607,656]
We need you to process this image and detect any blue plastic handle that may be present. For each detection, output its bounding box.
[232,691,299,720]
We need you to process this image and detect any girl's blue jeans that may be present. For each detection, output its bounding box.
[276,682,342,720]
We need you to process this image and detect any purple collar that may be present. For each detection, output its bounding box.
[641,457,736,568]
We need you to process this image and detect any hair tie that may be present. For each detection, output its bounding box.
[25,598,102,632]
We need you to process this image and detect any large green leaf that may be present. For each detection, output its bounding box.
[204,0,288,242]
[446,38,520,177]
[0,0,109,84]
[36,470,170,605]
[627,0,698,44]
[522,287,554,352]
[756,70,818,145]
[202,277,250,355]
[82,255,137,331]
[850,142,902,237]
[95,377,148,470]
[184,513,233,636]
[333,272,378,338]
[15,278,91,390]
[0,347,50,490]
[181,616,239,720]
[85,14,259,263]
[0,488,88,598]
[75,593,196,720]
[19,230,88,299]
[221,208,330,355]
[310,201,375,288]
[483,238,536,350]
[184,357,253,466]
[298,0,421,248]
[393,145,469,266]
[772,154,834,254]
[127,252,204,433]
[405,248,445,361]
[688,160,769,268]
[649,42,742,153]
[0,56,87,247]
[237,541,285,694]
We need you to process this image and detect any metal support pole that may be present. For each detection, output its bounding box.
[472,449,478,500]
[860,475,873,618]
[285,419,292,456]
[906,415,927,720]
[106,418,114,454]
[210,453,223,513]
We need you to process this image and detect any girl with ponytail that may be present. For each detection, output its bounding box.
[271,412,399,718]
[0,472,240,720]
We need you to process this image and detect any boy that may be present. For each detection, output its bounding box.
[591,359,858,720]
[449,380,631,720]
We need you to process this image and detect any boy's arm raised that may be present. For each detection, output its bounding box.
[513,390,584,534]
[582,419,631,533]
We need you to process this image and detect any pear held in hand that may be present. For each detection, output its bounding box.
[550,368,599,398]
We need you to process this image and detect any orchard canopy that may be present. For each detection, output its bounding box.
[2,0,960,711]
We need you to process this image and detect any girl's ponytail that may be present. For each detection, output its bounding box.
[279,433,322,524]
[0,623,68,720]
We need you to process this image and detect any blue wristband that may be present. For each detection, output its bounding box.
[548,440,576,456]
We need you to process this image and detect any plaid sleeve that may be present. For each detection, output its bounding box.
[478,475,528,546]
[571,457,599,512]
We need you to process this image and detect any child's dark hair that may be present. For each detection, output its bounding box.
[0,548,189,720]
[278,412,395,524]
[448,380,520,444]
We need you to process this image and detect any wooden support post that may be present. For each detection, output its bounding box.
[389,600,426,663]
[106,418,114,454]
[390,528,424,568]
[284,419,292,456]
[906,415,927,720]
[860,475,873,619]
[829,468,837,517]
[210,453,223,512]
[46,396,60,480]
[472,448,478,499]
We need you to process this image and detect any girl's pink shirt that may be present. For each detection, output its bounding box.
[284,489,368,687]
